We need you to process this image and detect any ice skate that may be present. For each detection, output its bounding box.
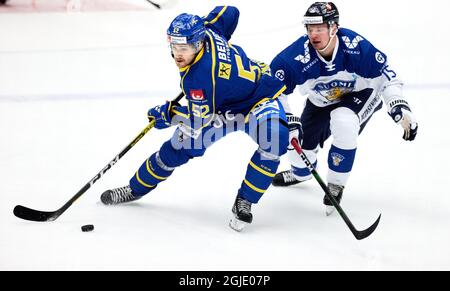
[229,195,253,232]
[323,183,344,216]
[101,185,141,205]
[272,170,303,187]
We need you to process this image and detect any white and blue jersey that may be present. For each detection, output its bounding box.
[271,28,406,185]
[271,28,403,124]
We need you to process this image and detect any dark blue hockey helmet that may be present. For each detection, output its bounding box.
[167,13,205,51]
[303,2,339,27]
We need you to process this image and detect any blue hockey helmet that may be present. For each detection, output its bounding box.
[167,13,205,51]
[303,2,339,27]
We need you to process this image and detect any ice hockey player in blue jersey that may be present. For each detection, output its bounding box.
[270,2,418,215]
[100,6,288,231]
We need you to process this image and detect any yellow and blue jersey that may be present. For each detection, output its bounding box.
[173,6,286,132]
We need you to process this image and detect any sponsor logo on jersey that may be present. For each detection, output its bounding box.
[313,79,356,101]
[209,30,231,62]
[190,89,205,101]
[218,62,232,80]
[275,69,285,81]
[375,52,385,64]
[295,40,311,64]
[302,58,318,73]
[343,49,360,55]
[331,152,345,167]
[341,35,364,49]
[360,95,381,122]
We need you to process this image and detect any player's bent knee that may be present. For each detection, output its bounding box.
[159,140,207,168]
[330,107,359,149]
[277,121,289,156]
[258,118,289,157]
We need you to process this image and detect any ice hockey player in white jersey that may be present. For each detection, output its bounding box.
[270,2,418,215]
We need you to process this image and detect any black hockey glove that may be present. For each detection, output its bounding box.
[389,103,418,141]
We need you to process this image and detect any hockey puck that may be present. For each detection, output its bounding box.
[81,224,94,232]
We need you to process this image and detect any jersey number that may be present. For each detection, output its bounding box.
[191,104,210,118]
[382,66,397,81]
[235,55,261,83]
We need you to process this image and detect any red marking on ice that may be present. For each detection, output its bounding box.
[0,0,150,13]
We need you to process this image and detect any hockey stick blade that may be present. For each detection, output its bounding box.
[13,92,185,223]
[13,205,59,222]
[290,139,381,240]
[354,213,381,240]
[326,191,382,240]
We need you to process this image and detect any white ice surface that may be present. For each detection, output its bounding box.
[1,0,449,270]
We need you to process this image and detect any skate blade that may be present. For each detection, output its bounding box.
[229,217,250,232]
[325,205,335,216]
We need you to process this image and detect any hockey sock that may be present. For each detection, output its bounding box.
[291,162,316,181]
[130,152,174,196]
[327,145,356,186]
[239,149,280,203]
[288,148,317,181]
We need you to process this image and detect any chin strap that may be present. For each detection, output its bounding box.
[318,28,337,53]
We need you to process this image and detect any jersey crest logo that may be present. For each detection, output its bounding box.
[218,62,232,80]
[331,152,345,167]
[342,35,364,49]
[313,79,356,101]
[295,40,311,64]
[190,89,205,101]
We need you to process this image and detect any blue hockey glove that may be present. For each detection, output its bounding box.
[286,113,303,150]
[148,100,180,129]
[389,104,418,141]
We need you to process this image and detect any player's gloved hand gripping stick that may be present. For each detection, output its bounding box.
[13,92,185,222]
[290,138,381,240]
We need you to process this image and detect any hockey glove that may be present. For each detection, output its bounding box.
[148,100,181,129]
[286,113,303,150]
[389,103,418,141]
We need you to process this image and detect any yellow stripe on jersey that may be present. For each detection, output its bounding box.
[272,85,287,100]
[244,85,287,123]
[245,97,270,123]
[179,46,205,73]
[249,161,276,178]
[179,46,206,97]
[180,66,190,97]
[186,30,217,130]
[243,179,266,194]
[204,6,228,25]
[207,31,216,116]
[229,44,239,54]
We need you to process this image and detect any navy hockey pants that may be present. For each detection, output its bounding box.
[130,98,289,204]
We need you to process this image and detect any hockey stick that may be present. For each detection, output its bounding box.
[145,0,161,9]
[13,92,185,222]
[144,0,178,9]
[290,138,381,240]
